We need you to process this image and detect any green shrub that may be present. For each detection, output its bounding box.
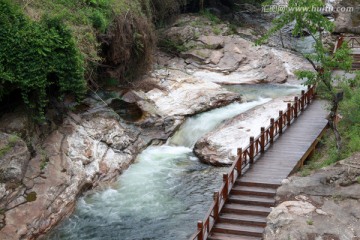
[200,9,221,24]
[0,0,86,120]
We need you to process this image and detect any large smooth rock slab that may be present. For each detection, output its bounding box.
[194,96,292,165]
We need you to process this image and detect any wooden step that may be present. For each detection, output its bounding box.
[213,222,264,237]
[231,185,277,197]
[222,203,271,216]
[228,195,275,207]
[236,180,280,189]
[218,213,267,227]
[208,232,261,240]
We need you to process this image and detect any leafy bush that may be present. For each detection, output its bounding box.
[0,0,86,120]
[339,72,360,155]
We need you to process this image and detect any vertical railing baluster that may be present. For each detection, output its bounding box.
[279,111,283,134]
[236,148,242,175]
[223,174,229,201]
[197,221,203,240]
[249,137,254,164]
[270,118,274,144]
[260,127,265,153]
[213,192,219,221]
[294,96,298,118]
[287,103,291,126]
[301,90,305,111]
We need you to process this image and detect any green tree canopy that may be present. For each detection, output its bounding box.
[0,0,86,120]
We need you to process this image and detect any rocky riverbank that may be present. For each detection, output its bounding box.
[264,152,360,240]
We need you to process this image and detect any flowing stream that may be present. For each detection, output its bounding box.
[47,84,304,240]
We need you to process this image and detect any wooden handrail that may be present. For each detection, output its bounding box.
[334,36,360,53]
[190,85,316,240]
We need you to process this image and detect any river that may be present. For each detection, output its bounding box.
[46,84,304,240]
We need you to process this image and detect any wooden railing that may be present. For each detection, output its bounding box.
[334,36,360,53]
[189,85,316,240]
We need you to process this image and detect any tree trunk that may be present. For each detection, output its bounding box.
[328,97,342,150]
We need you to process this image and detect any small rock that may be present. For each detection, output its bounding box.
[282,179,290,184]
[198,36,225,49]
[295,195,309,201]
[315,209,328,215]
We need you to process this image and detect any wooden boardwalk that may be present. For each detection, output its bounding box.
[239,100,328,185]
[191,87,329,240]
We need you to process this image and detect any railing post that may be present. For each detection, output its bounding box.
[307,85,311,104]
[236,148,242,175]
[311,85,315,100]
[223,174,229,200]
[260,127,265,153]
[270,118,274,144]
[213,192,219,221]
[287,103,291,126]
[301,90,305,111]
[294,97,298,118]
[197,221,203,240]
[249,137,255,164]
[279,111,283,134]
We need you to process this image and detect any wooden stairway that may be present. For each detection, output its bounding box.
[208,181,278,240]
[352,54,360,70]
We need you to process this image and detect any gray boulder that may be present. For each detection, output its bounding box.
[0,133,30,183]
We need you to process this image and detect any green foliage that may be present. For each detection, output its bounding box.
[39,148,49,170]
[0,145,11,159]
[0,1,86,120]
[227,24,239,35]
[258,0,334,44]
[200,9,221,25]
[158,39,191,54]
[143,0,187,25]
[0,134,18,158]
[26,191,37,202]
[306,219,313,225]
[301,72,360,170]
[338,72,360,156]
[212,26,221,35]
[259,0,355,152]
[8,135,19,146]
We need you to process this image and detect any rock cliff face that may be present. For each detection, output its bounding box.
[159,15,314,85]
[334,0,360,34]
[264,153,360,240]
